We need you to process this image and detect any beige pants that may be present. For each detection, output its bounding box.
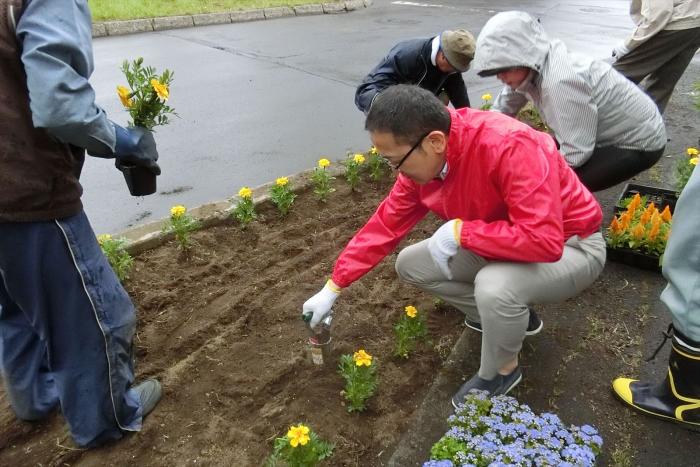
[395,232,606,378]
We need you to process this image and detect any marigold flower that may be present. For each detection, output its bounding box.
[275,176,289,187]
[369,146,379,156]
[687,147,699,157]
[170,205,186,218]
[150,78,169,101]
[691,157,698,166]
[660,205,672,223]
[286,424,310,448]
[353,154,366,164]
[97,234,112,244]
[353,349,372,367]
[405,305,418,318]
[116,85,132,107]
[238,187,252,199]
[631,223,645,241]
[481,93,493,101]
[318,158,331,168]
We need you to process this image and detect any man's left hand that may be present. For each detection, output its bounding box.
[427,219,462,280]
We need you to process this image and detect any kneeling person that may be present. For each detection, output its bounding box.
[302,85,606,406]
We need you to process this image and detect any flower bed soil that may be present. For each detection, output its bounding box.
[0,176,464,466]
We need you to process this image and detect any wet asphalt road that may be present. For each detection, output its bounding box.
[84,0,634,233]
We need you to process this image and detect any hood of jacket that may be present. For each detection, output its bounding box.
[473,11,550,76]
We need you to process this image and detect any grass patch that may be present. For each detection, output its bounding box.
[89,0,340,21]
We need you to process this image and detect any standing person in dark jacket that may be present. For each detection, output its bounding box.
[355,29,475,114]
[0,0,161,448]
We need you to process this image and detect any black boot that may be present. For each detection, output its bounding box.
[612,329,700,427]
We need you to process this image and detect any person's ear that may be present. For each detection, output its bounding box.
[426,131,447,153]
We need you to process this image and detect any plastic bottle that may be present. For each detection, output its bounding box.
[308,315,332,366]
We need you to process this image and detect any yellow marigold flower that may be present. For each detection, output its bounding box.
[691,157,699,166]
[238,187,252,199]
[97,234,112,245]
[170,205,186,218]
[150,78,169,101]
[405,305,418,318]
[318,158,331,168]
[353,154,366,164]
[660,205,672,223]
[369,146,379,156]
[117,85,132,107]
[481,93,493,101]
[687,147,699,157]
[286,424,310,448]
[631,223,645,241]
[275,176,289,187]
[353,349,372,367]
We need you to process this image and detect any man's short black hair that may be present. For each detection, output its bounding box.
[365,85,451,145]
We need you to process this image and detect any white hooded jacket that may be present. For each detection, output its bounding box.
[472,11,666,168]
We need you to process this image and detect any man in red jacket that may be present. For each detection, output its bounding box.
[302,85,606,406]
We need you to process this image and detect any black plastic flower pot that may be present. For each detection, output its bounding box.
[120,165,157,196]
[614,183,678,215]
[606,246,662,272]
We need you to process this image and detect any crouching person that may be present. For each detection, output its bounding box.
[302,85,606,406]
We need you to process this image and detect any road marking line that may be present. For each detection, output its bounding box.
[391,1,444,8]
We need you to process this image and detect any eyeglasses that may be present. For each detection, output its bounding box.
[385,132,430,170]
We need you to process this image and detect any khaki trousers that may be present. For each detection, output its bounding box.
[395,232,606,378]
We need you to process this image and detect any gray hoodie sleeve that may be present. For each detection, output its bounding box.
[16,0,115,155]
[492,85,529,116]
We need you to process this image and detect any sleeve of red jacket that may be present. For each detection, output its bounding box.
[459,135,566,263]
[331,175,430,288]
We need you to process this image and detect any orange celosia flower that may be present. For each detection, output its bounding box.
[648,213,662,241]
[660,205,672,223]
[631,223,645,241]
[609,217,623,235]
[627,193,642,213]
[619,212,632,231]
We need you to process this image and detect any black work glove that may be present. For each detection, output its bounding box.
[113,124,161,176]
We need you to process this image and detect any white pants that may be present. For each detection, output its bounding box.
[395,233,606,378]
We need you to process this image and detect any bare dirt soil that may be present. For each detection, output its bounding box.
[0,175,464,466]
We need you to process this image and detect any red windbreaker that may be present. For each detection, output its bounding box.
[331,107,602,288]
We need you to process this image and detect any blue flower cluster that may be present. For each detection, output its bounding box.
[424,391,602,467]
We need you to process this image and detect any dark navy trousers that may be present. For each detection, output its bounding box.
[0,211,142,447]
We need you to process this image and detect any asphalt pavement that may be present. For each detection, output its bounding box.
[85,0,636,234]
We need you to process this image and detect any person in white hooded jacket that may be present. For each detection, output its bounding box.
[472,11,667,192]
[613,0,700,113]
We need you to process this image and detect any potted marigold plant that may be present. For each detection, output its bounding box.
[116,57,175,196]
[265,423,333,467]
[606,192,673,271]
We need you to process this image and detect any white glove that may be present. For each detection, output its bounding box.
[611,41,630,60]
[427,219,462,280]
[302,280,341,329]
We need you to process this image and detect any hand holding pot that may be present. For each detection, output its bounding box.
[302,280,341,329]
[113,124,160,175]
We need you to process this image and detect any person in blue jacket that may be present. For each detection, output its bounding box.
[0,0,161,447]
[355,29,475,114]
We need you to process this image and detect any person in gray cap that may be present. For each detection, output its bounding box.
[472,11,667,192]
[355,29,475,114]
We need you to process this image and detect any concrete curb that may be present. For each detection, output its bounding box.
[93,0,373,38]
[120,164,346,256]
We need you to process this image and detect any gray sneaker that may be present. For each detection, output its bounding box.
[451,367,522,409]
[133,379,162,417]
[464,308,543,336]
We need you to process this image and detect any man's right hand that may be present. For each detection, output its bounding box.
[302,280,341,329]
[113,124,161,175]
